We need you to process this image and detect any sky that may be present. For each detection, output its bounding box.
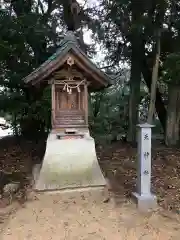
[77,0,98,45]
[76,0,108,66]
[76,0,129,69]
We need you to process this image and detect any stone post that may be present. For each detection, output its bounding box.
[132,123,157,211]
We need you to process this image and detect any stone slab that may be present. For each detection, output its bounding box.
[132,192,157,212]
[33,131,106,191]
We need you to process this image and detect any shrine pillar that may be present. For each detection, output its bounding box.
[84,82,88,125]
[51,82,55,129]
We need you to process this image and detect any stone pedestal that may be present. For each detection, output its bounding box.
[33,130,106,191]
[132,123,157,211]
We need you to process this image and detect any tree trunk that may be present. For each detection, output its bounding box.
[127,1,145,144]
[127,42,141,143]
[147,30,161,123]
[165,84,180,146]
[142,59,166,131]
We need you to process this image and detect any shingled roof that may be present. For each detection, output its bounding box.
[24,31,113,89]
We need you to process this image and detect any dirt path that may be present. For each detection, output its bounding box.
[0,189,180,240]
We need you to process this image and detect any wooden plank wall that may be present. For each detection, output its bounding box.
[51,83,88,128]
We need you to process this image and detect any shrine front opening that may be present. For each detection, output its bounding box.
[51,77,88,129]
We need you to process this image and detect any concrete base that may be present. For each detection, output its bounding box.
[33,131,106,191]
[132,192,157,212]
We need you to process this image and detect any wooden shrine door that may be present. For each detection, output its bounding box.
[55,87,82,111]
[54,85,85,128]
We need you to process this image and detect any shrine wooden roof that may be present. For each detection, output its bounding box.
[23,31,113,90]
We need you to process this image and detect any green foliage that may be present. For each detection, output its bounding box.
[0,86,51,137]
[19,88,51,138]
[0,0,179,143]
[163,53,180,85]
[89,69,145,142]
[0,0,97,138]
[0,1,64,137]
[89,73,152,143]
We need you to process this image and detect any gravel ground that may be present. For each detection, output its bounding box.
[1,189,180,240]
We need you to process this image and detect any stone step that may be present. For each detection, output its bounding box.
[55,121,85,125]
[55,124,88,128]
[56,111,84,116]
[56,116,84,120]
[56,120,84,124]
[55,118,85,122]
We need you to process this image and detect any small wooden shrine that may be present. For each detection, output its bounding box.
[24,31,111,134]
[24,31,112,191]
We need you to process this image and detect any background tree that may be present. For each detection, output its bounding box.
[86,0,180,144]
[163,53,180,146]
[1,0,180,146]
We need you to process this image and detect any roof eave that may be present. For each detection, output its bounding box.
[71,46,111,85]
[23,43,113,88]
[23,44,72,84]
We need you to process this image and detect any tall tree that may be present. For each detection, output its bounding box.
[0,0,64,136]
[86,0,178,136]
[147,0,166,124]
[127,0,145,143]
[163,53,180,146]
[147,29,161,124]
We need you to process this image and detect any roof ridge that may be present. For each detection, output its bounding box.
[47,31,79,61]
[23,31,113,87]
